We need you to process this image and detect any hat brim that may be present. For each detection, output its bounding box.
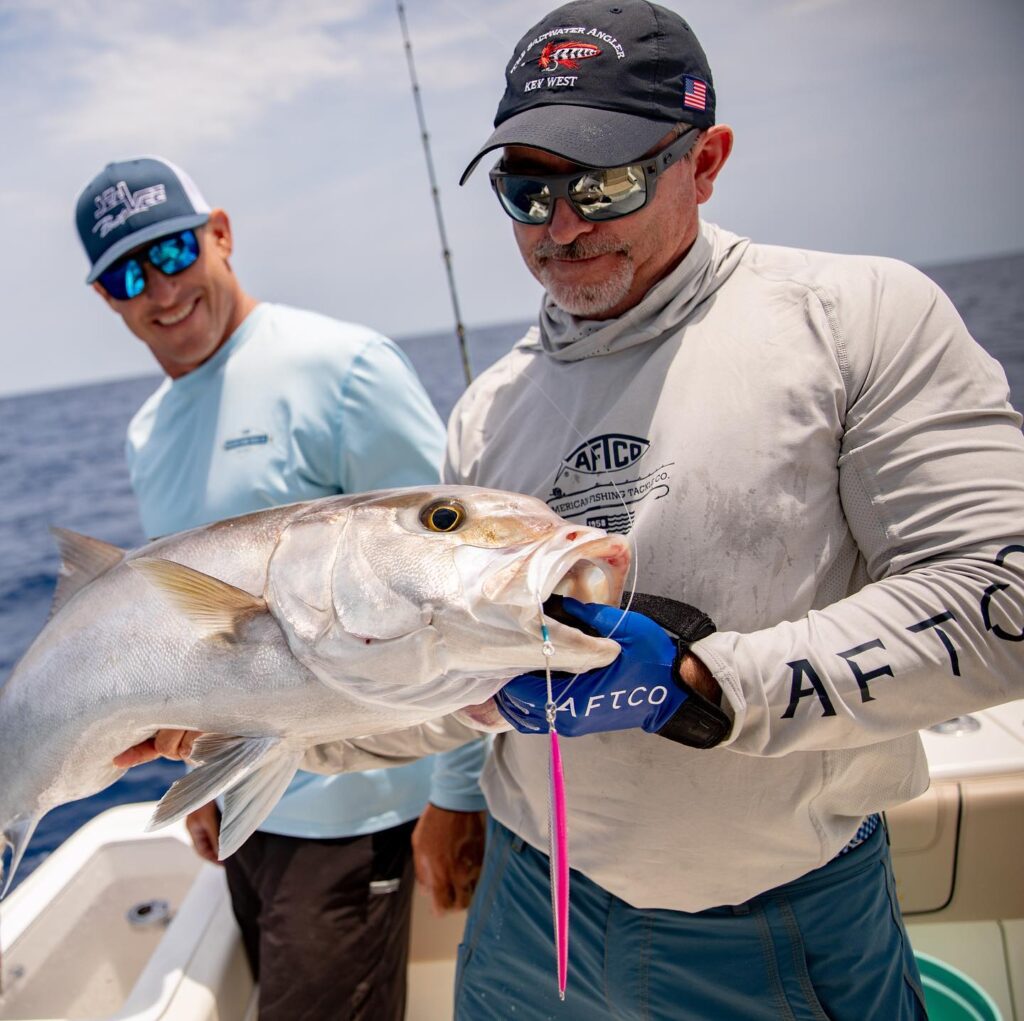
[85,212,211,284]
[459,105,677,185]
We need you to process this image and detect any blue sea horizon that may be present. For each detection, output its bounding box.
[2,250,1022,887]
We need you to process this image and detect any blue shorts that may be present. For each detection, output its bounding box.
[455,817,927,1020]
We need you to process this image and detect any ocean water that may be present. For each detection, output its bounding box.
[2,252,1022,886]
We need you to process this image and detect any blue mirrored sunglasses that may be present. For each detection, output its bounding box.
[97,229,200,301]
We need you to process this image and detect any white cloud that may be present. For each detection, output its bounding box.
[39,2,367,151]
[1,0,533,156]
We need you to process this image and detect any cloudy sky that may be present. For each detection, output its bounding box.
[1,0,1021,396]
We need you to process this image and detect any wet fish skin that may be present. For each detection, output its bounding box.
[0,486,629,892]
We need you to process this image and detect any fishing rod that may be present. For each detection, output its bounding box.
[395,0,473,387]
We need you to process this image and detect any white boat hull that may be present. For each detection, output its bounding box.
[2,701,1023,1020]
[0,805,463,1021]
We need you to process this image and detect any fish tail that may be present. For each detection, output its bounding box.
[0,833,7,995]
[1,816,38,900]
[0,816,39,996]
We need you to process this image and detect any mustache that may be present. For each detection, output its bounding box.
[532,236,631,262]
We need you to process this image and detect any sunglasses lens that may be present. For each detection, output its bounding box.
[97,229,198,300]
[570,166,647,221]
[124,260,146,298]
[148,229,199,275]
[98,257,144,301]
[496,177,553,224]
[494,164,649,225]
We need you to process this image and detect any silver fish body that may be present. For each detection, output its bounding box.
[0,486,630,891]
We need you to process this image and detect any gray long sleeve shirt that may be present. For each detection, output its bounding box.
[306,222,1024,910]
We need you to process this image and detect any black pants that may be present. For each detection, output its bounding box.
[224,819,416,1021]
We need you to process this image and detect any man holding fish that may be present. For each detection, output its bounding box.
[296,1,1024,1017]
[95,0,1024,1017]
[71,157,487,1021]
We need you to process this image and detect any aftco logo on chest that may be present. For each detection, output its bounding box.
[563,434,649,475]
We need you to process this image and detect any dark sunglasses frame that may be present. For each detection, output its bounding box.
[488,128,702,226]
[97,228,201,301]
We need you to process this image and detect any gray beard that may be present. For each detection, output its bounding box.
[540,260,635,317]
[531,237,635,318]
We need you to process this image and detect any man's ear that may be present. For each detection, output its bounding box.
[205,208,233,258]
[693,125,734,205]
[92,280,119,311]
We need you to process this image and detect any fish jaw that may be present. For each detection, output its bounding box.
[454,524,632,675]
[447,527,633,732]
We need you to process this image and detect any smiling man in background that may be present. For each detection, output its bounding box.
[75,156,486,1021]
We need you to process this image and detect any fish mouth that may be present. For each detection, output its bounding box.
[452,530,632,733]
[537,532,631,633]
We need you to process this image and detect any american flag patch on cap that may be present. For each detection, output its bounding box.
[683,76,707,111]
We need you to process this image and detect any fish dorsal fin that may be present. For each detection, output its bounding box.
[146,734,282,832]
[49,528,125,617]
[1,815,40,899]
[129,558,267,639]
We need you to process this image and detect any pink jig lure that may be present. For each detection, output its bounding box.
[540,616,570,1000]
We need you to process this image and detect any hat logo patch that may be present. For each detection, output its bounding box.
[538,40,601,73]
[92,181,168,238]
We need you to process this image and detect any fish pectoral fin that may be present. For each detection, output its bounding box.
[49,528,125,617]
[1,815,40,899]
[147,734,281,831]
[218,750,302,859]
[130,558,267,640]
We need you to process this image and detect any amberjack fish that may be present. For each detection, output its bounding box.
[0,486,629,894]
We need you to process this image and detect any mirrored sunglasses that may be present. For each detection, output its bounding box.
[489,128,700,226]
[98,229,200,301]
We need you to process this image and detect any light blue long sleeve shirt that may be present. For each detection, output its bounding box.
[126,302,486,837]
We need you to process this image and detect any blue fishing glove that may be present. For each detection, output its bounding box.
[496,594,729,747]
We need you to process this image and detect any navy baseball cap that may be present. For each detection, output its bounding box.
[460,0,715,184]
[75,156,211,283]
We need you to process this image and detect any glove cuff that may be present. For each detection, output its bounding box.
[657,612,732,746]
[621,591,730,748]
[621,591,716,644]
[657,655,732,748]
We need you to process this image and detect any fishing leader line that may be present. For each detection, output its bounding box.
[516,360,642,712]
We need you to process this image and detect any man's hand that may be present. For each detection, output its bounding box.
[113,729,203,768]
[411,805,487,915]
[495,597,721,738]
[185,801,223,864]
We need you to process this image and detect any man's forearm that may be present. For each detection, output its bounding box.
[679,652,722,704]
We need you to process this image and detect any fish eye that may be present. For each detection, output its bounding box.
[420,501,466,533]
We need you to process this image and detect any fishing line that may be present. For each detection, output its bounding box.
[515,359,642,713]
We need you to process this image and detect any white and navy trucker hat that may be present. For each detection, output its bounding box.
[74,156,211,283]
